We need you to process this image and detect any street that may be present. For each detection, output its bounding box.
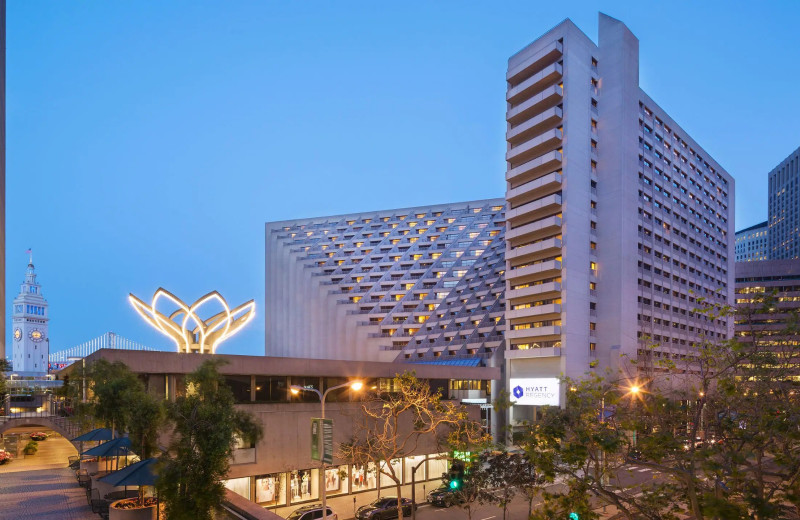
[409,464,664,520]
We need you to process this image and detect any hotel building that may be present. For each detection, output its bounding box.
[264,14,735,429]
[735,221,769,262]
[265,199,507,366]
[503,14,735,423]
[768,145,800,260]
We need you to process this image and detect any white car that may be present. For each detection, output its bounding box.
[287,504,337,520]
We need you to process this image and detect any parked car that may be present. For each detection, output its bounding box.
[287,504,337,520]
[427,486,463,507]
[355,497,415,519]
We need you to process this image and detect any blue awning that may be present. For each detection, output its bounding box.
[410,358,483,367]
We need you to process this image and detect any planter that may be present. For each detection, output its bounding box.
[109,500,157,520]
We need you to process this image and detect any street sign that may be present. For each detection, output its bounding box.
[311,418,320,461]
[311,418,334,464]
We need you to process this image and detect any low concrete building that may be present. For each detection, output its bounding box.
[59,349,498,516]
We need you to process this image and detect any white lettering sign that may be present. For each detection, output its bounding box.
[509,378,560,406]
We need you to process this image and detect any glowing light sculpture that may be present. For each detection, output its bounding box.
[128,288,255,354]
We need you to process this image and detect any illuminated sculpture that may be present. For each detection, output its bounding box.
[129,288,255,354]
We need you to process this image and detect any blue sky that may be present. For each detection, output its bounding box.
[6,1,800,357]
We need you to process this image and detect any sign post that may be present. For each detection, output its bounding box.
[321,418,333,464]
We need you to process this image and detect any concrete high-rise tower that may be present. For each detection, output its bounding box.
[503,14,735,423]
[11,257,50,375]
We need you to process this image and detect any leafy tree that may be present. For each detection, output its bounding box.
[88,359,146,437]
[481,451,520,520]
[156,360,263,520]
[339,372,487,520]
[0,358,10,397]
[450,455,493,520]
[128,391,164,459]
[515,295,800,520]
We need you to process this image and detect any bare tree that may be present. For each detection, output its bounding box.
[339,372,487,520]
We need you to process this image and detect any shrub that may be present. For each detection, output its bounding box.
[23,441,38,455]
[0,450,12,464]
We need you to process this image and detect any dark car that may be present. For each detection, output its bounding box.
[287,504,337,520]
[427,486,463,507]
[355,497,415,519]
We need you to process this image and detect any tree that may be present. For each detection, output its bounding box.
[339,372,487,520]
[450,454,493,520]
[515,296,800,520]
[88,359,144,437]
[128,391,164,460]
[156,360,263,520]
[482,451,518,520]
[0,359,10,397]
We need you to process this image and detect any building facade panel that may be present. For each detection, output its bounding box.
[768,146,800,260]
[735,221,769,262]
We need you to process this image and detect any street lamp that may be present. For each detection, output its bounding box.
[290,380,364,518]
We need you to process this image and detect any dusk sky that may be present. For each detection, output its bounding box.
[5,1,800,358]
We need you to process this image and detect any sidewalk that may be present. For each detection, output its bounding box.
[0,431,78,474]
[0,467,96,520]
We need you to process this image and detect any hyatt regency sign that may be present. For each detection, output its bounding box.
[509,378,560,406]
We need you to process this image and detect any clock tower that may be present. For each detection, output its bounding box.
[11,257,49,375]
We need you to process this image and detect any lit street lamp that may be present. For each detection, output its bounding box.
[290,380,364,518]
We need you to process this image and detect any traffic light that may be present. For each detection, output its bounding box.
[569,513,579,520]
[446,461,464,490]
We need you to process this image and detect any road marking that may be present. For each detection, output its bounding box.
[636,468,651,472]
[480,516,497,520]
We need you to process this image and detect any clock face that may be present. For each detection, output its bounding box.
[13,328,21,341]
[29,329,44,342]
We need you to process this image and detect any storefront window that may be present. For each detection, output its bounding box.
[223,476,251,500]
[255,473,287,507]
[350,462,377,492]
[379,459,403,488]
[289,468,319,503]
[427,453,449,482]
[324,465,349,496]
[403,455,426,482]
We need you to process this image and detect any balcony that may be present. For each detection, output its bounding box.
[506,150,562,186]
[507,40,563,86]
[507,171,562,205]
[506,215,562,244]
[506,325,561,341]
[508,259,562,283]
[506,84,563,126]
[507,62,563,105]
[507,106,563,145]
[507,303,561,321]
[506,128,562,168]
[505,346,562,359]
[506,237,562,264]
[506,193,562,226]
[507,281,561,302]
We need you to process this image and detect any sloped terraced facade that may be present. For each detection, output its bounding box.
[265,199,506,365]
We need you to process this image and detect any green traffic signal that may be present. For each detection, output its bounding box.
[569,513,579,520]
[449,479,461,490]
